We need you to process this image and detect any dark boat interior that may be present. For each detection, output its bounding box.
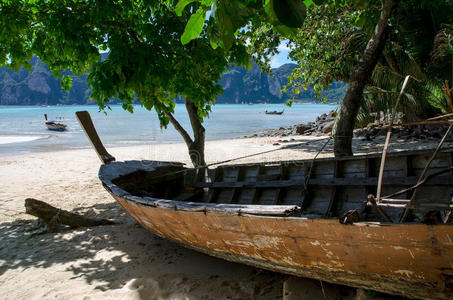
[112,149,453,223]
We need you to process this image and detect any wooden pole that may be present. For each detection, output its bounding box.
[426,112,453,121]
[376,75,411,203]
[76,111,115,164]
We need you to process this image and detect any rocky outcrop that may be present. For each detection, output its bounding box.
[253,110,453,143]
[354,123,453,142]
[0,56,91,105]
[254,110,338,138]
[1,56,348,105]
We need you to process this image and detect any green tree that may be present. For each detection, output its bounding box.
[177,0,398,156]
[287,1,453,127]
[192,0,452,155]
[0,0,250,167]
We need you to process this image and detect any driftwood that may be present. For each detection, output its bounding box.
[25,198,115,231]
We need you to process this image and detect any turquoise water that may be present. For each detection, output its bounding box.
[0,104,336,155]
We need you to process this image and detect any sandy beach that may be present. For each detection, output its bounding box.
[1,135,448,299]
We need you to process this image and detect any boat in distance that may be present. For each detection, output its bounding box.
[265,110,284,115]
[76,110,453,299]
[44,114,67,131]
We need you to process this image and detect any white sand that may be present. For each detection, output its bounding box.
[1,135,440,299]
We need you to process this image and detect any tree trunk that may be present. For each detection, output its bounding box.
[165,97,206,167]
[184,97,206,167]
[334,0,396,157]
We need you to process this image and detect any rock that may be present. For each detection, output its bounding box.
[294,124,311,135]
[322,121,334,133]
[327,110,336,118]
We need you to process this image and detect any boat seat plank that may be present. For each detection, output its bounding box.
[192,176,453,189]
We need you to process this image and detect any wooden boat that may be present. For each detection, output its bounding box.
[76,111,453,299]
[265,110,284,115]
[44,114,67,131]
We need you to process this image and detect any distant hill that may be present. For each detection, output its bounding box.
[0,56,91,105]
[0,57,346,105]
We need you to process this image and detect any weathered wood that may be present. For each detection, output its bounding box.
[113,193,453,299]
[206,167,223,203]
[25,198,115,228]
[75,111,115,164]
[383,166,453,199]
[326,161,341,217]
[192,175,453,189]
[94,148,453,300]
[377,76,411,203]
[401,124,453,222]
[378,203,453,210]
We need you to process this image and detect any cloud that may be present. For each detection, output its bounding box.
[270,41,294,68]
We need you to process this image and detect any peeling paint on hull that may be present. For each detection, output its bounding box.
[112,194,453,300]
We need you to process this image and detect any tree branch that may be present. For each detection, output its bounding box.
[165,111,193,146]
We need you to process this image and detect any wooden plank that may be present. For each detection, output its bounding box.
[405,156,415,201]
[229,167,242,204]
[75,111,115,164]
[450,152,453,177]
[192,176,453,189]
[206,167,223,203]
[366,157,377,177]
[325,161,341,217]
[214,147,453,170]
[274,165,288,205]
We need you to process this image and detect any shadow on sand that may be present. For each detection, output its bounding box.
[0,201,285,299]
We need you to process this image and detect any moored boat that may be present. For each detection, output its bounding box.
[44,114,67,131]
[76,110,453,299]
[265,110,284,115]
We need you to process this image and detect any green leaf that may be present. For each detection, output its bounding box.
[181,8,206,45]
[216,5,234,49]
[201,0,213,7]
[175,0,196,16]
[303,0,313,8]
[355,14,366,27]
[210,39,219,49]
[273,0,306,29]
[61,75,73,92]
[312,0,326,5]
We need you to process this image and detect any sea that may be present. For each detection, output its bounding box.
[0,103,336,155]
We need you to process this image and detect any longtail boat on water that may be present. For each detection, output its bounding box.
[44,114,67,131]
[76,110,453,299]
[265,110,284,115]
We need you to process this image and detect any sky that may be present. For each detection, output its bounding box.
[270,42,294,68]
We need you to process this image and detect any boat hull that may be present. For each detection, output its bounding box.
[109,191,453,299]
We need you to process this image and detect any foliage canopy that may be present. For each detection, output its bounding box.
[0,0,250,127]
